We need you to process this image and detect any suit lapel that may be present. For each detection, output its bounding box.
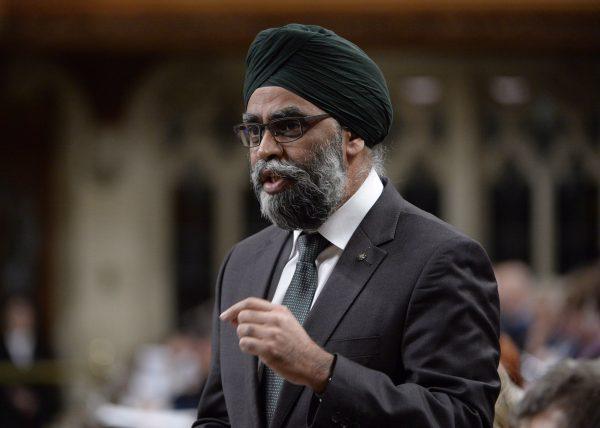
[245,228,291,301]
[238,228,291,428]
[269,181,403,428]
[304,227,387,345]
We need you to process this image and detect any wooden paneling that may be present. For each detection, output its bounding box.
[7,0,600,15]
[2,1,600,54]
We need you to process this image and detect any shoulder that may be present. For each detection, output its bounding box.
[402,200,475,248]
[377,181,490,264]
[388,192,496,304]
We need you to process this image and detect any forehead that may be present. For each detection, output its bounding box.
[245,86,324,120]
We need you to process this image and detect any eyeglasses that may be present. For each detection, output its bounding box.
[233,113,330,148]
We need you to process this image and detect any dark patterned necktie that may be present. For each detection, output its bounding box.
[263,232,330,425]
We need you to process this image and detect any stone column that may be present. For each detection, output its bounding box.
[443,70,484,243]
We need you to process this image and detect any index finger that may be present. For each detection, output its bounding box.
[220,297,274,322]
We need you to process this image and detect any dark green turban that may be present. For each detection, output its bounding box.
[243,24,393,147]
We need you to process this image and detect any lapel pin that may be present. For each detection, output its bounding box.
[357,252,367,262]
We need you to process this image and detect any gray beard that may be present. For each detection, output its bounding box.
[250,131,346,232]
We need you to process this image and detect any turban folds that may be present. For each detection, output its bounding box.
[243,24,393,147]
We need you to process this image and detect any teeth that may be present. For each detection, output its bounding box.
[262,171,283,184]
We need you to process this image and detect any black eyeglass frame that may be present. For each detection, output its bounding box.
[233,113,331,148]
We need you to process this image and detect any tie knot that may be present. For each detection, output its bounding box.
[296,233,329,263]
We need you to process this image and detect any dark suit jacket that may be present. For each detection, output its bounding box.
[194,180,500,427]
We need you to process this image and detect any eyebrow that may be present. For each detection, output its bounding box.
[242,106,309,124]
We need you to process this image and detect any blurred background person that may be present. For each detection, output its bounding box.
[557,262,600,359]
[499,333,524,388]
[521,261,600,383]
[0,295,62,428]
[494,364,523,428]
[495,262,536,351]
[512,359,600,428]
[92,301,212,427]
[494,333,524,428]
[118,301,212,411]
[170,301,212,410]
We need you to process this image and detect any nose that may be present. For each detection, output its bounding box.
[255,127,283,161]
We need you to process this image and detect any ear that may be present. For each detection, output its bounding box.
[344,129,365,158]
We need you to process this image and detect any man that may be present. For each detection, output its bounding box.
[513,359,600,428]
[194,24,500,427]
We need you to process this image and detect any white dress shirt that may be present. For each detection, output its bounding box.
[271,168,383,309]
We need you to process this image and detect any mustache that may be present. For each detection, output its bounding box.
[251,158,311,188]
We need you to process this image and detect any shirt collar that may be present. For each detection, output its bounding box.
[292,168,383,251]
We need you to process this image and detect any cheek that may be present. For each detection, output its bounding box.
[249,149,260,167]
[287,140,320,163]
[293,150,312,165]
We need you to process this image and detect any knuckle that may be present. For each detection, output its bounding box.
[237,323,252,337]
[239,337,254,352]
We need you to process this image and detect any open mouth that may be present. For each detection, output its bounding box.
[260,170,292,194]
